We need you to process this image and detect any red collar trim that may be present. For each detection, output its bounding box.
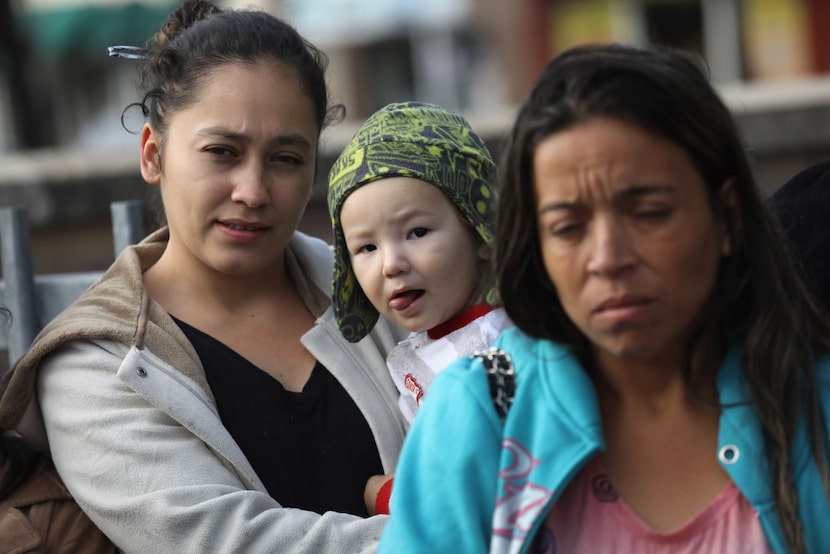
[427,303,496,340]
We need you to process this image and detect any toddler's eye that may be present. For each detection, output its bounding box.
[357,244,377,254]
[408,227,428,239]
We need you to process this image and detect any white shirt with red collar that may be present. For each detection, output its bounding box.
[386,304,512,427]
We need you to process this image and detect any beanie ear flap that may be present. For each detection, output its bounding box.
[329,177,379,343]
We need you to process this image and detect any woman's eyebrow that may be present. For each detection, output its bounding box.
[538,200,578,214]
[616,184,676,199]
[196,127,312,148]
[538,185,676,214]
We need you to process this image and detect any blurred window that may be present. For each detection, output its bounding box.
[353,38,415,116]
[644,0,704,56]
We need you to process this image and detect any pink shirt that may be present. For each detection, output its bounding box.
[535,457,772,553]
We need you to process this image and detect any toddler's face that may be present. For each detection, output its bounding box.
[340,177,488,333]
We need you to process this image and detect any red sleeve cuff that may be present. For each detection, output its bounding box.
[375,477,394,515]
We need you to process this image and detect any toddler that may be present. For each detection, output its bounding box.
[328,101,511,426]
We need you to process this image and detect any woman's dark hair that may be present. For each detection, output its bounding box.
[124,0,344,226]
[769,159,830,313]
[135,0,341,136]
[496,43,830,553]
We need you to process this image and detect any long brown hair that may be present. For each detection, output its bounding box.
[496,43,830,552]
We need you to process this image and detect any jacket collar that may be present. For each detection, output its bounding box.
[0,227,335,442]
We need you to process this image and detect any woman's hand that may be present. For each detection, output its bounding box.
[364,472,395,516]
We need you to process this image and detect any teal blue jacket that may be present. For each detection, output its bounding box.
[379,327,830,554]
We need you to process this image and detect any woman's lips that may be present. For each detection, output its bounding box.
[217,220,270,241]
[592,295,654,323]
[219,219,268,231]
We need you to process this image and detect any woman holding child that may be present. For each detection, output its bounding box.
[0,1,407,551]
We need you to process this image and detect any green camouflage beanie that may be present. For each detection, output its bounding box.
[328,101,497,343]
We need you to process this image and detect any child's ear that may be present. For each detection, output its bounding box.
[718,178,741,257]
[140,124,162,185]
[478,243,493,261]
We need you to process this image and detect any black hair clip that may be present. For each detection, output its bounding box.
[107,45,148,60]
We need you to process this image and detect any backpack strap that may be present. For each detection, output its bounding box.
[472,347,515,423]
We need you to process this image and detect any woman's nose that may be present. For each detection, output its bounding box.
[585,218,637,277]
[231,164,270,208]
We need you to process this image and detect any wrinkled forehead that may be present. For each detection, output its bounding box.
[531,118,702,204]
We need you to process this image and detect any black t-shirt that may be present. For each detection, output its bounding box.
[173,317,383,517]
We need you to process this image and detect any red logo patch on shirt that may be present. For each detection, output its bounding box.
[404,373,424,404]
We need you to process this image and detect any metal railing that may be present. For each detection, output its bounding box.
[0,200,145,368]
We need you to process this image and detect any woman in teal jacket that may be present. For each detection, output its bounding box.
[379,44,830,554]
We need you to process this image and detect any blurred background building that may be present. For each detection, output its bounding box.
[2,0,830,276]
